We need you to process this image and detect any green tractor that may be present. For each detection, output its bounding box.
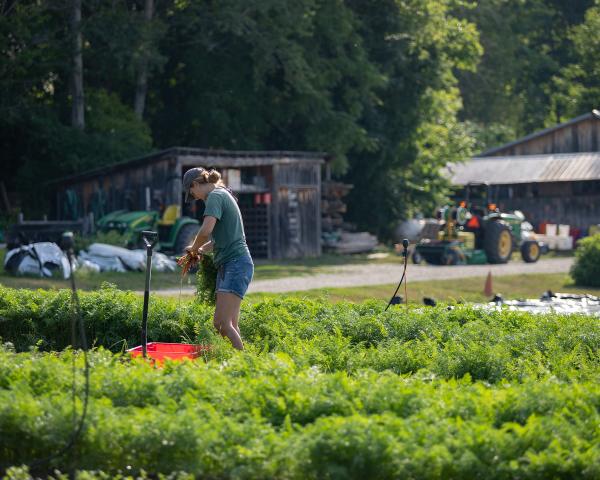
[96,205,200,255]
[415,183,542,265]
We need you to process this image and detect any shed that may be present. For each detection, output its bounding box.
[51,148,327,260]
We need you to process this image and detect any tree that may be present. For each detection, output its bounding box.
[343,0,481,238]
[456,0,594,141]
[0,0,153,215]
[150,0,382,173]
[70,0,84,129]
[134,0,154,118]
[550,1,600,120]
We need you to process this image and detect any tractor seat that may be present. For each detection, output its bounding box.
[157,205,181,226]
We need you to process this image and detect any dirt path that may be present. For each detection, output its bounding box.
[152,257,574,295]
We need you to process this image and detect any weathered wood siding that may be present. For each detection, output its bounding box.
[272,163,321,259]
[56,155,179,219]
[496,181,600,231]
[489,117,600,156]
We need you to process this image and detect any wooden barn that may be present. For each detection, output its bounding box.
[449,110,600,234]
[51,148,326,260]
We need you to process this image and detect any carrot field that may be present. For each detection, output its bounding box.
[1,285,599,478]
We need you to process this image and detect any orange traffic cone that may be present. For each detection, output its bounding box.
[484,270,493,297]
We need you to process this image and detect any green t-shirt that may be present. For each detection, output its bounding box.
[203,188,250,267]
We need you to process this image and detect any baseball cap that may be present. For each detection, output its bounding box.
[182,167,206,203]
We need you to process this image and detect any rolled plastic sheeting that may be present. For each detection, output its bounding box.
[3,242,71,279]
[78,243,177,273]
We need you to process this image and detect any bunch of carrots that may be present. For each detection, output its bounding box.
[177,251,202,277]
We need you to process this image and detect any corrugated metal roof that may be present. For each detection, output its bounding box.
[448,152,600,185]
[479,109,600,157]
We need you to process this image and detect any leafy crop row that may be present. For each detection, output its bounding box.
[0,284,204,352]
[1,285,599,383]
[1,347,599,478]
[2,285,599,477]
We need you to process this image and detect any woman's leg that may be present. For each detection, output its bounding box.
[214,292,244,350]
[232,309,241,336]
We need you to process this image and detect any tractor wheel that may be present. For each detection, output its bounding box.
[521,240,541,263]
[174,223,200,256]
[484,221,513,264]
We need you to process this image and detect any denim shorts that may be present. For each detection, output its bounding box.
[216,254,254,299]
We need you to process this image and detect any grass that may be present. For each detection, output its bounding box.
[0,244,576,294]
[0,247,402,291]
[246,272,599,304]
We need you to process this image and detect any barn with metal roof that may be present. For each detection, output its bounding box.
[449,110,600,233]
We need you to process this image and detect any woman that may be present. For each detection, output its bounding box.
[182,167,253,350]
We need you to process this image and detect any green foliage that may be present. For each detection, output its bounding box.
[464,121,516,154]
[1,286,600,475]
[1,0,483,237]
[1,287,599,384]
[85,89,153,157]
[152,0,383,173]
[0,2,154,215]
[0,284,206,352]
[3,0,600,240]
[11,92,151,202]
[570,234,600,287]
[550,1,600,120]
[456,0,594,137]
[0,343,599,476]
[195,254,218,306]
[344,0,481,236]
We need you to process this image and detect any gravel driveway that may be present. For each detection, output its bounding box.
[153,257,573,295]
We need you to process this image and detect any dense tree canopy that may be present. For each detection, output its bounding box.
[456,0,595,142]
[1,0,599,238]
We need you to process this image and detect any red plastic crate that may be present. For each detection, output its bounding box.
[128,342,210,363]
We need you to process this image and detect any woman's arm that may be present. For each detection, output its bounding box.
[187,216,217,253]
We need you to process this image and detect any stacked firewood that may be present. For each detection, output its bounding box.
[321,181,353,234]
[321,181,378,254]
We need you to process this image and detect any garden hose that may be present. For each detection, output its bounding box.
[385,239,409,311]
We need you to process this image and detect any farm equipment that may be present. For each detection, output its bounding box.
[96,205,200,255]
[415,183,542,265]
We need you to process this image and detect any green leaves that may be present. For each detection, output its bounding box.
[571,233,600,287]
[1,286,600,475]
[2,286,599,384]
[1,345,599,477]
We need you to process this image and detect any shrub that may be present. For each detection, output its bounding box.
[571,233,600,287]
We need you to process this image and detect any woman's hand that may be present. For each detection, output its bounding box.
[185,244,200,254]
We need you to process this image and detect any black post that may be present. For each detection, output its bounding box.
[141,231,158,358]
